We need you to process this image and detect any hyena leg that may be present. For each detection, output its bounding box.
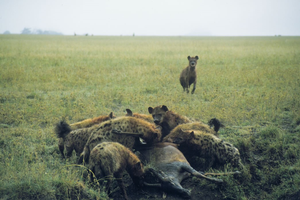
[186,79,190,93]
[58,146,65,159]
[191,80,196,94]
[115,173,128,200]
[58,139,65,159]
[205,156,216,169]
[65,146,73,158]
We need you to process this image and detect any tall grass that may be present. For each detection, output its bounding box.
[0,35,299,199]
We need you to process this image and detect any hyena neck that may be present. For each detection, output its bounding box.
[160,122,171,138]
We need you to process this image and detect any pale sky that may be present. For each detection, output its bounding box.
[0,0,299,36]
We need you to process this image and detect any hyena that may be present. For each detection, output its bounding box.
[148,105,192,138]
[163,129,243,169]
[165,118,224,137]
[55,112,114,159]
[79,116,162,164]
[179,55,198,94]
[125,108,153,123]
[89,142,144,200]
[69,112,115,130]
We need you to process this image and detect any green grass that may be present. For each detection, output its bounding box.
[0,35,300,199]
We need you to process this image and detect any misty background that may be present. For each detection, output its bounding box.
[0,0,300,36]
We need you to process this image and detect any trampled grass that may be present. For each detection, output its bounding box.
[0,35,299,199]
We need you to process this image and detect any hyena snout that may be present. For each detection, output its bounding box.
[190,61,196,67]
[153,115,162,125]
[154,120,160,125]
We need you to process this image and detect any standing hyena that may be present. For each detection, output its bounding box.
[89,142,144,200]
[55,112,115,159]
[148,105,192,138]
[180,55,199,94]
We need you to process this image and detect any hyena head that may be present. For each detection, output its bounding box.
[223,142,242,168]
[129,161,145,187]
[187,56,199,70]
[163,129,195,144]
[231,147,243,168]
[143,127,162,144]
[131,161,144,177]
[148,105,169,125]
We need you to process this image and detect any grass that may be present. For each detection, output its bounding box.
[0,35,300,199]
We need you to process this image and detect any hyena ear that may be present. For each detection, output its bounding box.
[148,107,154,114]
[134,162,143,171]
[187,56,190,60]
[195,56,199,60]
[161,105,168,112]
[156,132,161,139]
[189,131,196,139]
[126,109,133,116]
[109,112,114,119]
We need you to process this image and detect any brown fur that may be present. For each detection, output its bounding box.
[55,112,114,159]
[79,116,162,164]
[125,108,153,123]
[69,112,116,130]
[165,122,217,136]
[163,129,243,169]
[89,142,144,200]
[148,105,192,138]
[179,56,199,94]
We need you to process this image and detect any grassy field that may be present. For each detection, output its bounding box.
[0,35,300,199]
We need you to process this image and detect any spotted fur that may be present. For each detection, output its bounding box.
[125,108,153,123]
[55,112,114,159]
[163,129,243,169]
[69,112,116,130]
[79,116,161,164]
[166,122,217,136]
[89,142,144,200]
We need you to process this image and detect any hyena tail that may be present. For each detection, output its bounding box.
[55,119,72,139]
[208,118,225,133]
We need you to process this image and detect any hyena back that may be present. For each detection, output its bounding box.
[125,108,154,123]
[55,112,114,159]
[69,112,115,130]
[163,129,243,169]
[165,118,223,138]
[79,116,161,164]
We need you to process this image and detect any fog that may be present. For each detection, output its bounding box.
[0,0,299,36]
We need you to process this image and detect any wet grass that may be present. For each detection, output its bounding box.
[0,35,300,199]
